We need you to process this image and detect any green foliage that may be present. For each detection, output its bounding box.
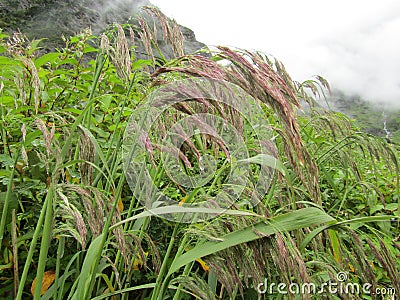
[0,13,399,300]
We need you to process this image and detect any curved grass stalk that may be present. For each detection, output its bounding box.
[0,147,20,253]
[91,283,157,300]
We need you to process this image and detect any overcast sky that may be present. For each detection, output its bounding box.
[150,0,400,108]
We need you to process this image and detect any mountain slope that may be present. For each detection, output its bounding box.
[328,90,400,143]
[0,0,205,57]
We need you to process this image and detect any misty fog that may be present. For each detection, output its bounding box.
[152,0,400,109]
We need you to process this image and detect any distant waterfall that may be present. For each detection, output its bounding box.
[382,111,392,140]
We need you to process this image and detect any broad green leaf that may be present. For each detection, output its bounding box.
[132,59,153,70]
[370,204,384,214]
[0,170,11,177]
[385,203,399,211]
[27,39,45,55]
[98,95,113,110]
[84,45,98,53]
[34,53,62,68]
[0,96,14,105]
[24,130,42,146]
[0,56,20,66]
[58,58,78,66]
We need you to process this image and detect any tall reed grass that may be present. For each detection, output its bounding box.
[0,7,398,300]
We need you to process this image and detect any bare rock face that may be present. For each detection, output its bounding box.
[0,0,206,57]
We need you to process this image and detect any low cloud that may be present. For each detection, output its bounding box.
[92,0,151,30]
[310,15,400,108]
[152,0,400,109]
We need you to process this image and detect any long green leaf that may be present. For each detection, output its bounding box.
[167,207,334,276]
[71,233,105,300]
[300,215,400,251]
[109,206,259,231]
[34,52,62,68]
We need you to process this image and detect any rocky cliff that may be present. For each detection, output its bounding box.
[0,0,205,57]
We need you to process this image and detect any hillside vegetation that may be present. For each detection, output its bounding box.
[0,7,399,300]
[329,91,400,144]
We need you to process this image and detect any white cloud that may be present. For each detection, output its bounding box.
[151,0,400,108]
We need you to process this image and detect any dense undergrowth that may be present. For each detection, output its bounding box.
[0,8,399,300]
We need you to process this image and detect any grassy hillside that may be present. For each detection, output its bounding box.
[329,91,400,144]
[0,8,399,300]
